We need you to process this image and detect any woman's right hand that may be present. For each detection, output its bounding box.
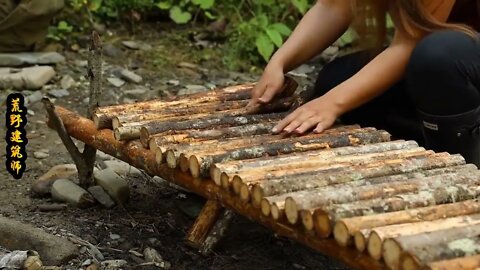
[248,63,285,107]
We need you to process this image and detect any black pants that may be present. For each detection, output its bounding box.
[313,30,480,145]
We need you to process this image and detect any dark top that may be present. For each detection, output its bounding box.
[449,0,480,31]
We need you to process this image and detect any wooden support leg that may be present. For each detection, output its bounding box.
[185,200,223,249]
[200,209,235,256]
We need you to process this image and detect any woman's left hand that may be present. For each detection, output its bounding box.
[272,96,341,134]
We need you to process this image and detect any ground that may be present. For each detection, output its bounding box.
[0,23,350,270]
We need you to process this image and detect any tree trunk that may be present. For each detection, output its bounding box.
[386,224,480,270]
[185,200,223,249]
[427,254,480,270]
[367,213,480,261]
[313,164,476,237]
[188,129,391,178]
[284,168,478,225]
[251,152,465,207]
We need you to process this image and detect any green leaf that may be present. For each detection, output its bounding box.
[192,0,215,10]
[266,28,283,48]
[156,1,172,10]
[292,0,309,14]
[57,21,73,32]
[257,14,269,29]
[270,23,291,37]
[338,28,358,46]
[204,10,216,20]
[88,0,102,11]
[170,6,192,24]
[256,34,274,62]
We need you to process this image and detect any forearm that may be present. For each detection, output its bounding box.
[324,41,417,116]
[270,0,353,72]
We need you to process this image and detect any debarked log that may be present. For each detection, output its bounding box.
[283,168,480,225]
[188,129,392,178]
[383,222,480,270]
[186,199,224,249]
[427,254,480,270]
[367,213,480,261]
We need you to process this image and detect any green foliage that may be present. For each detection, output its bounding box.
[47,20,73,41]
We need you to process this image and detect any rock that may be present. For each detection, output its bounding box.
[0,66,56,90]
[82,259,92,266]
[86,263,100,270]
[178,85,207,95]
[60,75,75,89]
[74,60,88,67]
[0,250,28,269]
[143,247,163,264]
[94,168,130,204]
[107,77,125,88]
[33,151,49,159]
[27,110,35,116]
[167,79,180,86]
[123,88,148,99]
[117,69,142,84]
[32,164,77,196]
[0,52,65,67]
[25,91,43,106]
[129,249,143,257]
[23,255,43,270]
[48,89,69,98]
[0,217,78,265]
[177,62,198,70]
[51,179,95,208]
[96,151,113,161]
[289,64,315,78]
[88,186,115,208]
[109,234,120,240]
[103,44,123,58]
[101,259,127,269]
[322,46,339,59]
[103,159,141,176]
[205,83,216,90]
[122,41,151,51]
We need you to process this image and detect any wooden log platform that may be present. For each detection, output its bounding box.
[46,84,480,270]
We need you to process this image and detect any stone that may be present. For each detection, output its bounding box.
[109,234,120,240]
[0,217,78,265]
[107,77,125,88]
[101,259,127,269]
[25,91,44,106]
[178,85,207,95]
[88,186,115,208]
[143,247,163,263]
[103,44,123,58]
[118,69,142,84]
[96,151,114,161]
[51,179,95,208]
[82,259,92,266]
[33,151,49,159]
[0,66,56,90]
[123,88,148,99]
[94,168,130,204]
[103,160,142,176]
[32,164,77,196]
[122,41,151,51]
[0,250,28,269]
[167,79,180,86]
[0,52,65,67]
[86,263,100,270]
[74,60,88,67]
[48,89,70,98]
[60,75,75,89]
[23,255,43,270]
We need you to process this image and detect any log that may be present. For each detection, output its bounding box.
[199,209,235,255]
[251,151,465,207]
[367,213,480,261]
[50,106,387,270]
[427,254,480,270]
[186,200,223,249]
[189,129,392,178]
[384,223,480,270]
[312,164,476,238]
[284,167,478,225]
[354,229,371,253]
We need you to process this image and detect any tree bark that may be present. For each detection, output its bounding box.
[367,213,480,261]
[385,224,480,270]
[335,197,480,252]
[284,167,478,226]
[250,152,465,207]
[185,200,223,249]
[427,254,480,270]
[189,129,391,178]
[199,209,235,256]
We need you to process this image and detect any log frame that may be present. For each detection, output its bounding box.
[186,200,224,249]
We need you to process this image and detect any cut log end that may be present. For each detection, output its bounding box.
[149,138,158,152]
[368,232,384,261]
[211,167,222,186]
[93,114,106,129]
[252,185,264,207]
[112,116,121,129]
[179,154,190,173]
[383,238,403,270]
[401,253,422,270]
[314,211,333,238]
[300,210,314,231]
[166,150,177,169]
[271,203,282,220]
[114,128,122,141]
[239,184,250,202]
[140,127,150,141]
[155,149,164,165]
[221,173,230,190]
[261,199,271,217]
[284,197,299,225]
[333,221,351,247]
[189,156,201,178]
[354,231,367,252]
[231,176,243,195]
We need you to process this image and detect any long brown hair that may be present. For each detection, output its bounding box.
[353,0,476,49]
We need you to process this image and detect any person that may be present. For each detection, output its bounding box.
[249,0,480,166]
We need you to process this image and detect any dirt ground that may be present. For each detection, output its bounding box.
[0,23,351,270]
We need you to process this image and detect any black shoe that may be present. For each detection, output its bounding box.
[419,107,480,167]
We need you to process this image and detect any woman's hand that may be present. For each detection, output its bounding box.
[248,63,285,106]
[272,96,341,134]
